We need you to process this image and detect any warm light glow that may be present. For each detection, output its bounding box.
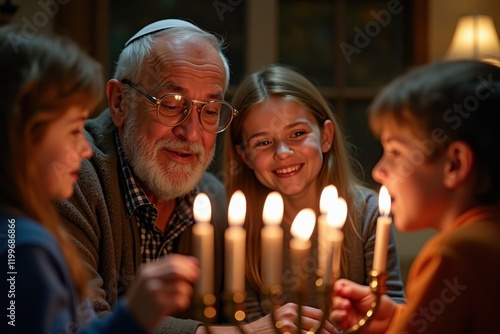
[320,185,338,215]
[263,192,284,226]
[446,15,500,64]
[228,190,246,227]
[326,197,347,229]
[193,193,211,224]
[290,208,316,241]
[379,186,391,216]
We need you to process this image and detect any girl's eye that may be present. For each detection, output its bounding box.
[254,140,272,147]
[290,131,306,138]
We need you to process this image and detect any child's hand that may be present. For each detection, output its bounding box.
[127,255,199,330]
[274,302,339,334]
[329,279,396,334]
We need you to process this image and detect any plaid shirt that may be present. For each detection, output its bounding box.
[114,131,195,263]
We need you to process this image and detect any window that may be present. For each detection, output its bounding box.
[109,0,246,83]
[277,0,426,186]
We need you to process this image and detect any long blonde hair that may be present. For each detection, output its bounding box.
[0,25,104,297]
[224,64,365,291]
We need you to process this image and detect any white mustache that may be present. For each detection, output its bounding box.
[154,138,205,157]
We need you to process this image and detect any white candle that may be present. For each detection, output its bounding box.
[261,192,284,289]
[326,197,347,283]
[372,186,392,273]
[193,193,214,297]
[317,185,338,277]
[225,190,246,293]
[290,209,316,296]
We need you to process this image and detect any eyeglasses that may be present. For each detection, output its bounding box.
[122,79,238,133]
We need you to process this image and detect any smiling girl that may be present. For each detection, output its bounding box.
[224,64,405,325]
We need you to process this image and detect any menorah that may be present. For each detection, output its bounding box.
[192,186,392,333]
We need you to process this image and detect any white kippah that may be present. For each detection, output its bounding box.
[125,19,203,47]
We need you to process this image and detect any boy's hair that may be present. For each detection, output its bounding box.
[369,60,500,204]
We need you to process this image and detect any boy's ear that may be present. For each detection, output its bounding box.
[443,141,474,189]
[107,79,126,128]
[236,144,255,170]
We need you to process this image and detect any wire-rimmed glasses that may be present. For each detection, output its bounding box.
[122,79,238,133]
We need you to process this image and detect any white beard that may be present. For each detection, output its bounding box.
[122,114,215,201]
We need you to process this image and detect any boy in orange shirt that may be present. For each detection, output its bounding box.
[329,60,500,333]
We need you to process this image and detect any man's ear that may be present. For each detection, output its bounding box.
[321,119,334,153]
[235,144,254,170]
[443,141,474,189]
[107,79,126,128]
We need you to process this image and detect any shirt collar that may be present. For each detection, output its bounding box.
[114,130,152,218]
[114,130,199,220]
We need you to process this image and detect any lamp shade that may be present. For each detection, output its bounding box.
[445,15,500,65]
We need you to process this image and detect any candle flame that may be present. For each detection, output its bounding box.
[379,186,391,216]
[326,197,347,229]
[290,208,316,241]
[228,190,246,227]
[193,193,211,224]
[263,192,284,226]
[320,184,338,215]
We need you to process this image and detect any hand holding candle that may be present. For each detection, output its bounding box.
[261,192,284,289]
[226,190,247,293]
[325,197,347,283]
[317,185,338,277]
[372,186,392,273]
[193,193,214,297]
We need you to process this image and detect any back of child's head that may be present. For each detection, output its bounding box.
[369,60,500,204]
[0,24,101,297]
[0,24,103,209]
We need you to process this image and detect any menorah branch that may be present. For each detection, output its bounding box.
[264,278,333,334]
[197,291,250,334]
[343,270,387,334]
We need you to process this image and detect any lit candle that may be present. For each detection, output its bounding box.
[290,208,316,296]
[325,197,347,284]
[193,193,214,297]
[226,190,246,293]
[372,186,392,273]
[261,192,284,289]
[317,185,338,277]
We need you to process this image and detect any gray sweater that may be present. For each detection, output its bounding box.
[56,110,228,334]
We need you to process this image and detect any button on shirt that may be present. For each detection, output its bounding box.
[114,130,195,263]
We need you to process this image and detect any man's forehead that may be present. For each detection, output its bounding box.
[151,37,224,73]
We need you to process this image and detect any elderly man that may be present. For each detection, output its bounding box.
[56,18,232,333]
